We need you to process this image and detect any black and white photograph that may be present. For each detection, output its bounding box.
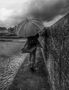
[0,0,69,90]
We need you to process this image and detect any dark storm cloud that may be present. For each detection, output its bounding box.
[29,0,69,21]
[2,0,69,27]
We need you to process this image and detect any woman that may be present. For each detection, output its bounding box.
[21,33,40,70]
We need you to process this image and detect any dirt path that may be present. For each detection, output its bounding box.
[8,48,51,90]
[0,53,28,90]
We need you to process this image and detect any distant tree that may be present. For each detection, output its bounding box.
[0,27,7,31]
[8,27,15,34]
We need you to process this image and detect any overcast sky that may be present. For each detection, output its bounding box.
[0,0,69,27]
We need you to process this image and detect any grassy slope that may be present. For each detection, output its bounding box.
[0,39,28,90]
[0,39,26,56]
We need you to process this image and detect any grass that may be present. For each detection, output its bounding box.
[0,52,28,90]
[0,39,26,56]
[0,38,28,90]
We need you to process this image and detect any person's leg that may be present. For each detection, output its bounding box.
[29,48,36,68]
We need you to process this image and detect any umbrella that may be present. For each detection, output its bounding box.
[16,16,44,38]
[16,17,46,71]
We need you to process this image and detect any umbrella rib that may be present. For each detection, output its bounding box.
[24,23,27,37]
[32,22,40,30]
[20,21,26,32]
[17,21,26,36]
[32,20,43,30]
[32,19,42,24]
[32,22,43,32]
[16,17,44,37]
[32,18,42,22]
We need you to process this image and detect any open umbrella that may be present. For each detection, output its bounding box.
[16,16,45,71]
[16,16,44,38]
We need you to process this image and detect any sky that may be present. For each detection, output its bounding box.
[0,0,69,27]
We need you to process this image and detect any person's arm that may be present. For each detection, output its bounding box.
[21,39,29,53]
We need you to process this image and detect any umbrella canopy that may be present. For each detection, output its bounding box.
[16,17,44,38]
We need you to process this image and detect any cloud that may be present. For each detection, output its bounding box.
[0,0,69,27]
[11,0,69,27]
[0,0,32,27]
[0,8,13,21]
[29,0,69,21]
